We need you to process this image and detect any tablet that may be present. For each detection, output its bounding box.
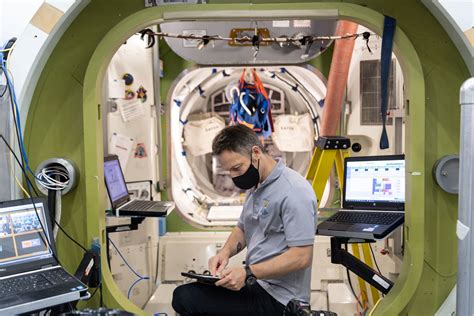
[181,272,221,284]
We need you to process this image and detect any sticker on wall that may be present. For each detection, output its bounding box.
[122,73,134,85]
[136,85,147,103]
[134,143,148,158]
[116,99,145,122]
[125,89,135,100]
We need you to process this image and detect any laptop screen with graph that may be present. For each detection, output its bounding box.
[343,155,405,209]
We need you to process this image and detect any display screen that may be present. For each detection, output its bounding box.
[104,158,129,203]
[345,159,405,203]
[0,202,52,267]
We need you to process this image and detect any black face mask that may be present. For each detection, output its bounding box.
[232,152,260,190]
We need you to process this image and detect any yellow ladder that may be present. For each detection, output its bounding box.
[306,136,381,308]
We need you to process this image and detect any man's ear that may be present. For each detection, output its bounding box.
[251,146,263,161]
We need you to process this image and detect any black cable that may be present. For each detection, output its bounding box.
[1,134,61,264]
[369,243,382,274]
[7,77,27,170]
[100,282,104,307]
[53,217,88,253]
[344,243,364,310]
[89,282,102,301]
[369,243,385,297]
[271,71,321,135]
[0,135,87,255]
[2,80,88,254]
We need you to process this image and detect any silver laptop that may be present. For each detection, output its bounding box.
[317,155,405,240]
[104,155,174,217]
[0,198,88,315]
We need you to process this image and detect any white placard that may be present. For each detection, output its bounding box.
[372,274,390,289]
[273,20,290,28]
[116,99,145,122]
[182,29,207,48]
[294,20,312,28]
[109,132,134,169]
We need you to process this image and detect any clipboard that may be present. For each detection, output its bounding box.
[181,272,221,284]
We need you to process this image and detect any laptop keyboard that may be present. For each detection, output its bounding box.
[0,268,76,298]
[125,200,159,211]
[327,211,403,225]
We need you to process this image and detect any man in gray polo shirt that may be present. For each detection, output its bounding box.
[172,125,317,315]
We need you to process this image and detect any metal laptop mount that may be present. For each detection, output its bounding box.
[330,237,394,295]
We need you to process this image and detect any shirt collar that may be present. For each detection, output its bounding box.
[256,158,285,190]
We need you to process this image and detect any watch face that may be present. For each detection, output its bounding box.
[246,275,257,286]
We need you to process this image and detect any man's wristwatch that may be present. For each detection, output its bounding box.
[245,265,257,286]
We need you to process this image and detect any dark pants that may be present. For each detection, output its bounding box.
[172,281,285,316]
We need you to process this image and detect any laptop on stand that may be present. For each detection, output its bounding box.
[317,155,405,240]
[0,198,89,315]
[104,155,174,217]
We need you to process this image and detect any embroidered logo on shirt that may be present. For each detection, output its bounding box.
[260,200,270,217]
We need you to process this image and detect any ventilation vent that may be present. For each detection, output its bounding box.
[360,59,396,125]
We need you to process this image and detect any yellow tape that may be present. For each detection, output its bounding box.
[351,244,369,307]
[30,3,63,34]
[362,243,381,303]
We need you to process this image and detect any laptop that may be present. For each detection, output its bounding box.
[104,155,175,217]
[0,198,89,315]
[317,155,405,240]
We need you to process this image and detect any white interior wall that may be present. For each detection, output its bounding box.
[105,34,161,307]
[169,66,328,228]
[0,0,43,44]
[346,25,405,156]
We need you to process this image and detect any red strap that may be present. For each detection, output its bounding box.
[239,69,247,89]
[252,69,269,100]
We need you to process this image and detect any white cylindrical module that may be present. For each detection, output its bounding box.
[457,77,474,316]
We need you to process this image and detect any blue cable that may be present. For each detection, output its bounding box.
[1,64,37,179]
[108,237,151,299]
[127,276,150,299]
[108,237,144,279]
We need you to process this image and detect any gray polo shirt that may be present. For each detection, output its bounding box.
[237,159,318,305]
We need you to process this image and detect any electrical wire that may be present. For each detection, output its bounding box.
[1,64,37,180]
[5,96,32,197]
[369,243,382,274]
[369,243,385,298]
[88,282,102,301]
[141,29,374,45]
[0,134,88,253]
[108,237,150,299]
[1,62,87,253]
[344,243,364,310]
[0,134,62,265]
[270,70,321,135]
[4,40,17,71]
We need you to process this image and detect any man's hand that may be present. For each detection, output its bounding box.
[215,267,246,291]
[208,252,229,276]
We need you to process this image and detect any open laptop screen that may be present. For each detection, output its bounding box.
[104,157,129,204]
[0,201,53,270]
[343,155,405,209]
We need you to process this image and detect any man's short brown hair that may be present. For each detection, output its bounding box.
[212,125,266,156]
